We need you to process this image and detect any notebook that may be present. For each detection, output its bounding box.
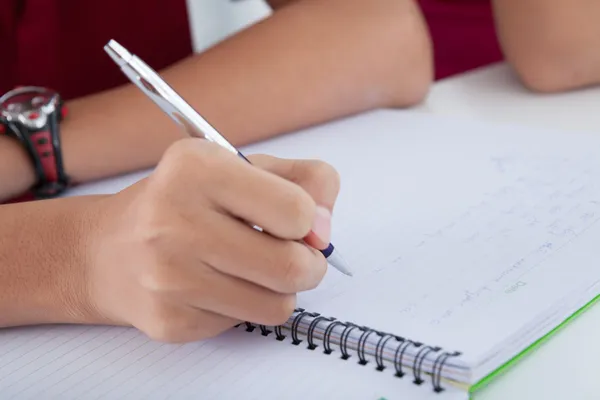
[2,109,600,400]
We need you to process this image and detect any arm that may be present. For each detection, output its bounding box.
[0,196,103,327]
[0,139,340,344]
[0,0,431,202]
[492,0,600,92]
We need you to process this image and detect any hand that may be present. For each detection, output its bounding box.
[83,138,341,343]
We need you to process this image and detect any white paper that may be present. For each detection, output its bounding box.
[6,109,600,398]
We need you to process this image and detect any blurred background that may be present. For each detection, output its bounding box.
[186,0,271,52]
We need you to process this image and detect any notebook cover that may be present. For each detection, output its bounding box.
[468,293,600,398]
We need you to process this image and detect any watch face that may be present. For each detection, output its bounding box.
[0,86,59,130]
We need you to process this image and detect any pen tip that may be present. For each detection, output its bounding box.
[326,247,354,277]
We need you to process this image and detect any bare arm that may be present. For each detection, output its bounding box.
[0,138,342,342]
[0,0,432,202]
[492,0,600,92]
[0,196,102,327]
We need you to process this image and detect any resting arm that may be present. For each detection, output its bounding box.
[0,0,431,202]
[492,0,600,92]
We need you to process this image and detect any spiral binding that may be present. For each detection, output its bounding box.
[236,308,462,394]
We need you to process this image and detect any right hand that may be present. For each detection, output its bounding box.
[82,138,341,343]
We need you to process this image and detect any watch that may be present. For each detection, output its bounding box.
[0,86,70,199]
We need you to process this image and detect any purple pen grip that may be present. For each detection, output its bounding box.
[321,243,334,258]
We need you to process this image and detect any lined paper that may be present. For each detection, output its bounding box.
[0,324,466,400]
[4,110,600,398]
[244,110,600,372]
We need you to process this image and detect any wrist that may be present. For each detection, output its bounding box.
[0,86,70,200]
[0,134,36,201]
[0,196,107,327]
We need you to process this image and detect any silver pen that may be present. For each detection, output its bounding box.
[104,39,353,277]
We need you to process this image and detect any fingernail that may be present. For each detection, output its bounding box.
[312,206,332,244]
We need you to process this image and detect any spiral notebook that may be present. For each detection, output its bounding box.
[2,110,600,399]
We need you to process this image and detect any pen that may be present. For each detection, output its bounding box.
[103,39,353,277]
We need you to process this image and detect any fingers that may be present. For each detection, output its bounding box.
[247,154,341,213]
[198,211,328,294]
[99,140,343,345]
[155,139,319,241]
[173,265,298,326]
[246,155,341,249]
[134,300,239,344]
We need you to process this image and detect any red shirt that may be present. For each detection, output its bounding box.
[0,0,502,204]
[0,0,503,100]
[417,0,503,79]
[0,0,193,100]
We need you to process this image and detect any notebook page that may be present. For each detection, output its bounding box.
[0,110,499,400]
[0,324,467,400]
[34,109,599,392]
[240,110,600,374]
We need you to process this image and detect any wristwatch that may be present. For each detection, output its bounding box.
[0,86,70,199]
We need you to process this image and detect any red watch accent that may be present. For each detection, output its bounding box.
[31,130,59,182]
[0,86,70,200]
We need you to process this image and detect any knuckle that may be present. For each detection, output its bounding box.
[191,142,229,171]
[143,304,192,343]
[134,190,173,235]
[283,187,316,237]
[307,160,340,191]
[135,209,187,276]
[138,218,171,251]
[137,225,177,269]
[138,262,172,294]
[278,244,311,293]
[145,322,180,343]
[141,301,236,343]
[158,139,196,176]
[267,294,297,325]
[304,251,327,291]
[198,320,233,339]
[157,139,231,185]
[162,138,191,160]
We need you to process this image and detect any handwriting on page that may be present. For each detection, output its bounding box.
[307,153,600,341]
[425,157,600,326]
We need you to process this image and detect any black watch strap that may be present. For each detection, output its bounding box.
[0,86,70,199]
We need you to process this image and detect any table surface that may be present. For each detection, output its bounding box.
[421,63,600,400]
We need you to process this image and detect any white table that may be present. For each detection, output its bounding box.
[421,63,600,400]
[421,63,600,134]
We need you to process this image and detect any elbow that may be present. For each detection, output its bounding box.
[505,46,600,94]
[511,59,595,94]
[367,0,434,108]
[387,44,433,108]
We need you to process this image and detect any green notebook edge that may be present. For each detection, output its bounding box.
[468,292,600,397]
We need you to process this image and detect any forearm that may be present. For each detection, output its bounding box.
[1,0,430,197]
[53,0,432,183]
[492,0,600,92]
[0,196,102,327]
[175,0,432,143]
